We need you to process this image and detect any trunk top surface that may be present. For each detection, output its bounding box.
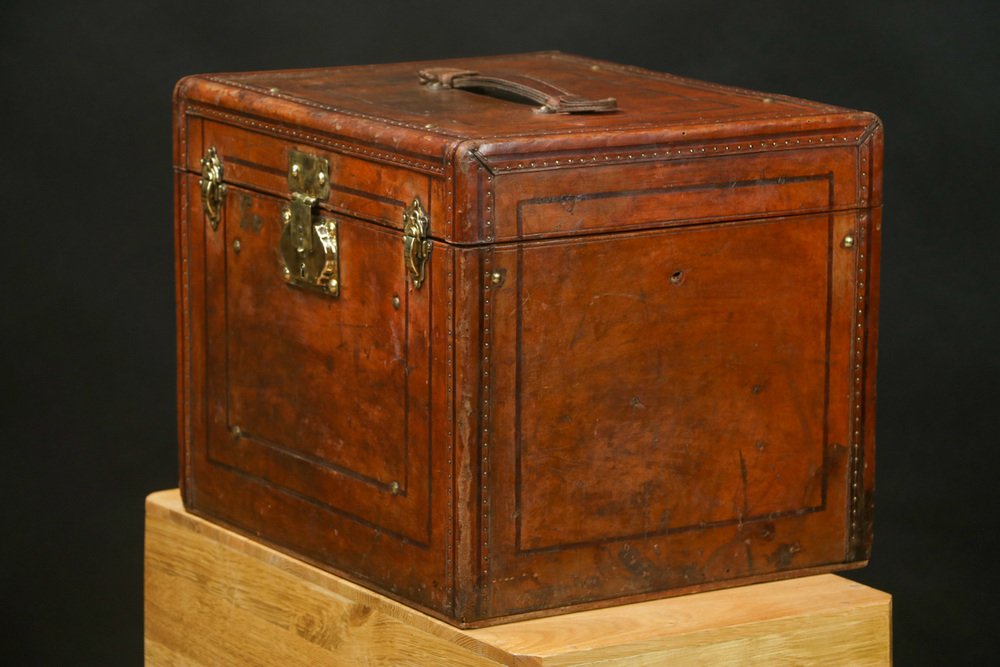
[176,51,878,166]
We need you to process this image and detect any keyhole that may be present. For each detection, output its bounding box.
[670,270,685,285]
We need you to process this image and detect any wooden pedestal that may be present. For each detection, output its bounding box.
[144,490,891,665]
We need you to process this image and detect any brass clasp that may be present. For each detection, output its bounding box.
[403,197,431,289]
[200,147,226,230]
[279,150,339,296]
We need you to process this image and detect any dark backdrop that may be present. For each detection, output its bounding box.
[2,1,997,664]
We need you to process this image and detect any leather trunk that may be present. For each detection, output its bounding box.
[173,52,883,627]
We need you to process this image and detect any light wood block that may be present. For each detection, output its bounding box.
[145,489,891,665]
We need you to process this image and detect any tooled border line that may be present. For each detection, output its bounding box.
[478,129,872,174]
[186,104,448,175]
[189,100,872,182]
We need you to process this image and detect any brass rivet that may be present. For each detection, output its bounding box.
[490,271,503,285]
[282,208,291,223]
[389,481,400,495]
[291,163,301,177]
[762,97,774,103]
[233,239,241,253]
[392,295,401,309]
[230,425,242,438]
[842,235,855,248]
[268,87,279,94]
[317,171,326,183]
[328,279,338,290]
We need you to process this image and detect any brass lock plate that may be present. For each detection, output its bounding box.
[280,204,339,295]
[280,150,339,296]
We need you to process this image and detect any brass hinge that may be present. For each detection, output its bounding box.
[403,197,431,289]
[279,149,340,296]
[200,147,226,230]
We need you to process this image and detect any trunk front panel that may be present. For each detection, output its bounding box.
[206,185,426,541]
[483,210,866,618]
[177,114,452,613]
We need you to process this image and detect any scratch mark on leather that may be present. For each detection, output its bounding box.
[738,449,749,524]
[618,544,653,579]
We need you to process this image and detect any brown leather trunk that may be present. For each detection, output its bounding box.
[174,52,882,627]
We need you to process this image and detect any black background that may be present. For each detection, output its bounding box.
[2,1,997,664]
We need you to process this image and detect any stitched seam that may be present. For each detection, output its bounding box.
[187,105,447,175]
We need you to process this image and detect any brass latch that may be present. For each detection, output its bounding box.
[200,147,226,230]
[403,197,431,289]
[280,149,340,296]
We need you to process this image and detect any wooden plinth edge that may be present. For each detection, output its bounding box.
[144,489,891,666]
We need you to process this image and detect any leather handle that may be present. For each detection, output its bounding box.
[419,67,617,114]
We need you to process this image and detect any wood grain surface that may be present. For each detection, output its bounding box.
[145,489,891,666]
